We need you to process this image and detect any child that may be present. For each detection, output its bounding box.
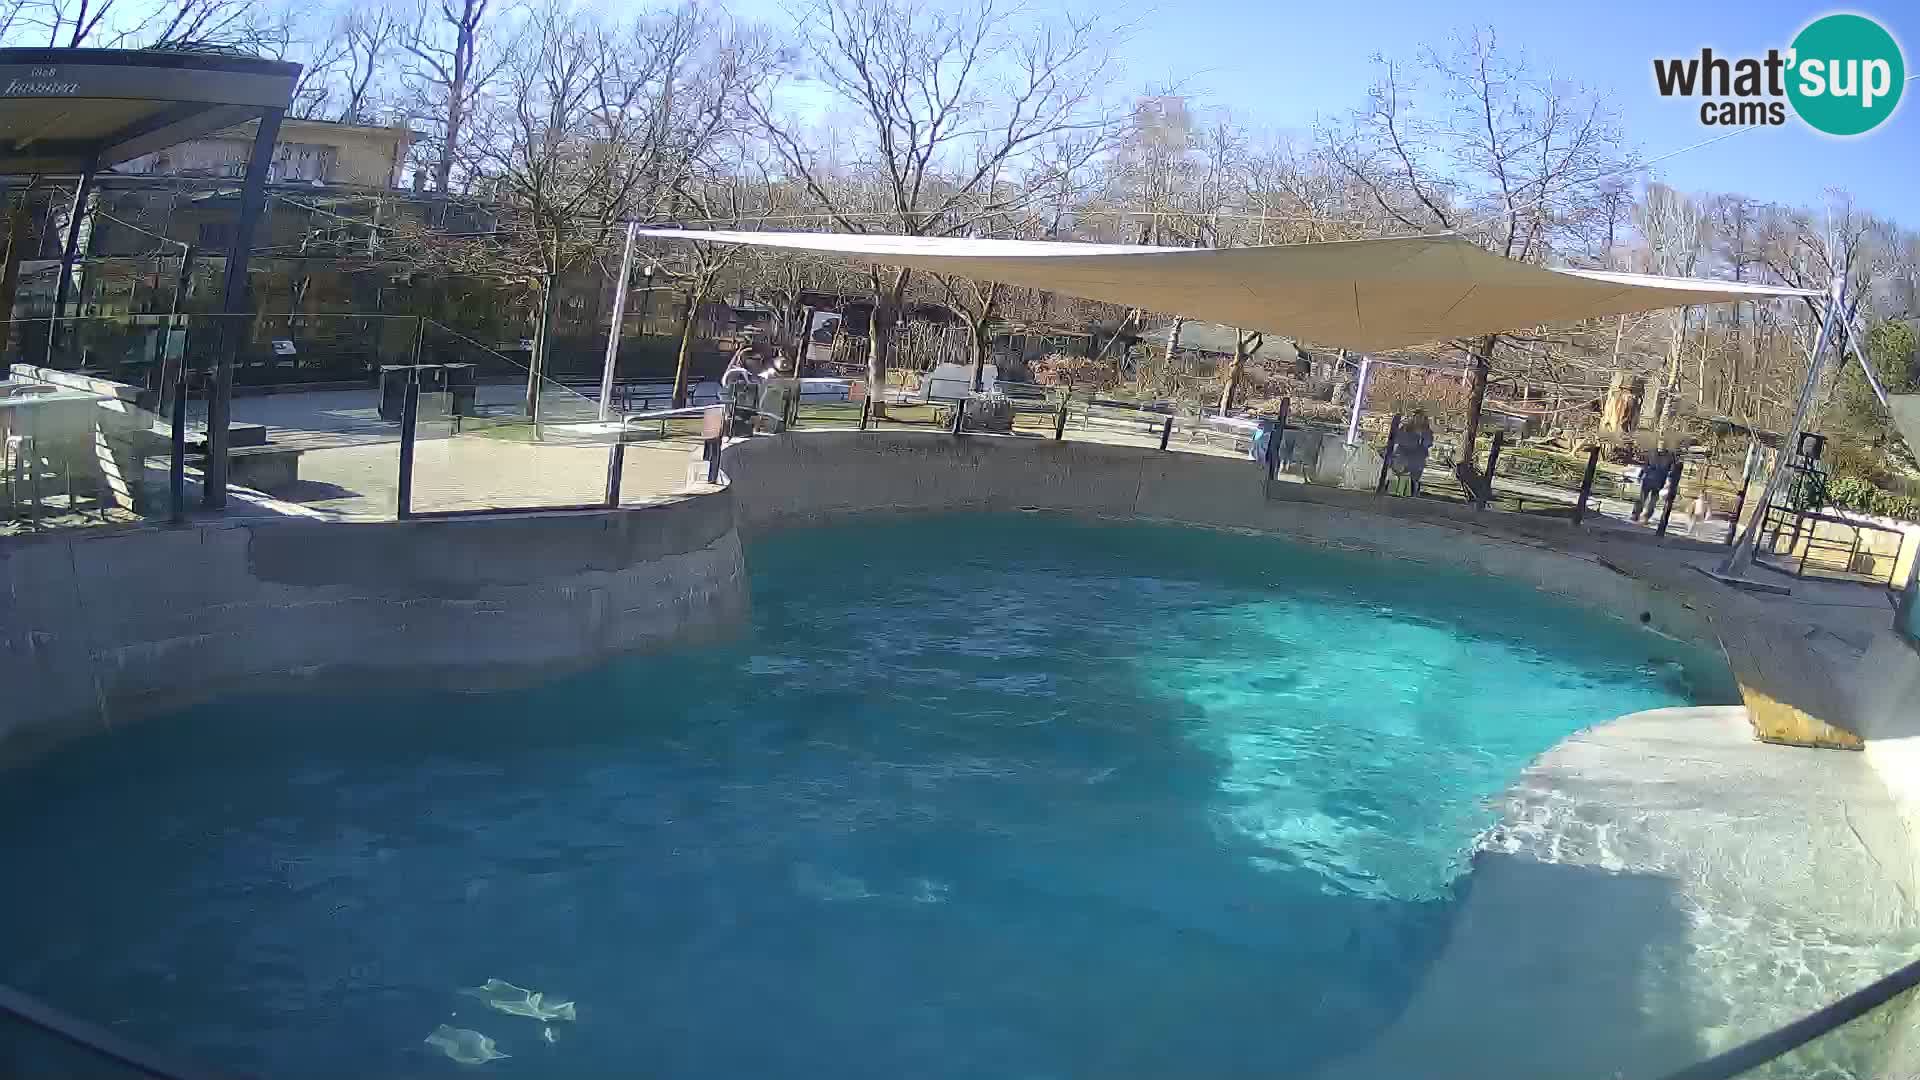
[1688,492,1714,538]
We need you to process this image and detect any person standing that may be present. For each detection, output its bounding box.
[1631,444,1674,524]
[1392,411,1435,496]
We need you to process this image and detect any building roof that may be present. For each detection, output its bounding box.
[0,47,299,175]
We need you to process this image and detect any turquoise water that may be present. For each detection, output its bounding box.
[0,515,1724,1079]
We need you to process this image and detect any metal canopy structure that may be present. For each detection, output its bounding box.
[0,48,298,174]
[0,47,300,510]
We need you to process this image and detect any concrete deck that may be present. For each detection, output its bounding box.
[1320,706,1920,1080]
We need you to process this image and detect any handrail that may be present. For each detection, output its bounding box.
[1651,954,1920,1080]
[622,405,711,426]
[0,983,245,1080]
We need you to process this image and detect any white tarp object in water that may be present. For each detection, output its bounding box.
[638,230,1816,352]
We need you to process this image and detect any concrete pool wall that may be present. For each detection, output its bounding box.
[721,431,1728,653]
[0,490,747,761]
[2,427,1859,757]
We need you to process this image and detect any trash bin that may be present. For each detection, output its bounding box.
[377,365,411,421]
[444,363,476,417]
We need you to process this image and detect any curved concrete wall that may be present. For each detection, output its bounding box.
[722,430,1723,648]
[0,491,747,761]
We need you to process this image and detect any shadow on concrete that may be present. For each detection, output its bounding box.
[1316,855,1701,1080]
[270,479,366,504]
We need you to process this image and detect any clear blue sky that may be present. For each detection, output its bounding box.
[1114,0,1918,222]
[747,0,1920,226]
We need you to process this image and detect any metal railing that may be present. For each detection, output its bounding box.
[1756,502,1911,589]
[0,983,241,1080]
[8,947,1920,1080]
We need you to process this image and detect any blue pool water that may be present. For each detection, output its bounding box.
[0,516,1725,1078]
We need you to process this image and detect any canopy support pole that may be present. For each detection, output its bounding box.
[1707,274,1845,589]
[204,107,282,509]
[599,221,639,421]
[45,159,96,365]
[1345,356,1372,446]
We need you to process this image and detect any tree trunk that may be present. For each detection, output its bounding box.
[868,268,908,417]
[1657,306,1688,432]
[526,277,559,424]
[1219,331,1258,414]
[1601,370,1647,432]
[968,315,991,391]
[1458,334,1496,470]
[671,286,704,408]
[436,89,463,194]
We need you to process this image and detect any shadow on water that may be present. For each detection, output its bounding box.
[0,513,1713,1080]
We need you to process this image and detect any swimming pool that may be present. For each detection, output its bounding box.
[0,515,1726,1078]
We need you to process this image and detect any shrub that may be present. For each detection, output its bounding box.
[1827,473,1920,522]
[1031,353,1119,391]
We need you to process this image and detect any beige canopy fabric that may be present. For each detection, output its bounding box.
[1893,395,1920,450]
[639,229,1816,352]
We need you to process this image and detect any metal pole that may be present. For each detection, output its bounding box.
[1573,445,1601,525]
[605,441,625,507]
[169,353,188,524]
[1264,397,1290,498]
[1344,356,1371,446]
[1375,413,1401,494]
[156,243,194,410]
[46,160,97,366]
[598,221,639,421]
[1053,394,1068,440]
[1657,460,1684,538]
[1725,442,1760,547]
[1158,415,1172,451]
[1720,276,1843,579]
[204,108,283,510]
[1478,430,1506,510]
[396,370,418,519]
[1839,309,1892,410]
[859,388,872,430]
[950,396,966,434]
[165,244,194,523]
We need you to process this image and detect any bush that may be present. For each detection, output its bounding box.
[1827,473,1920,522]
[1031,354,1119,391]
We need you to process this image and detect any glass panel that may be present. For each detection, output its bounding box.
[2,316,180,536]
[191,313,404,522]
[407,322,612,514]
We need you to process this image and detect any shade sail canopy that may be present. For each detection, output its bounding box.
[1893,395,1920,450]
[640,229,1816,352]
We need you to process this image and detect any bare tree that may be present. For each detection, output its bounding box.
[1636,183,1705,431]
[418,0,770,417]
[403,0,508,194]
[1324,29,1629,484]
[19,0,289,49]
[750,0,1122,411]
